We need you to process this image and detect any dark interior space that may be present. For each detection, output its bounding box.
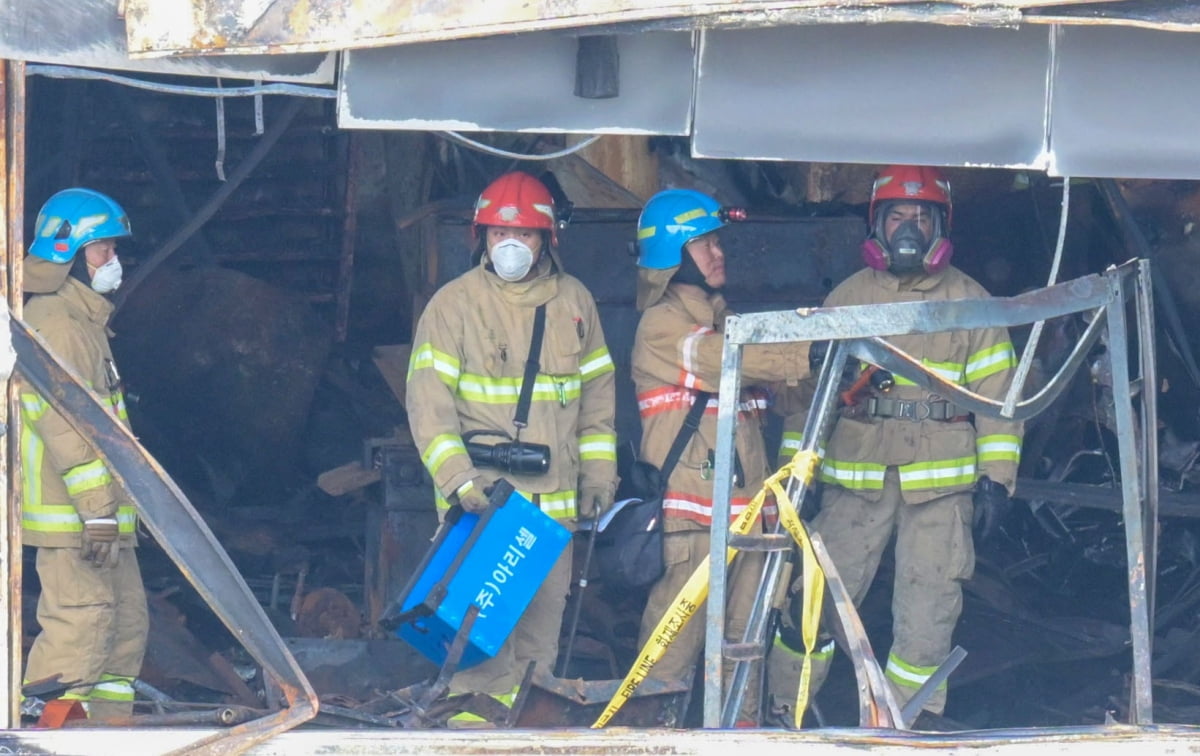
[16,70,1200,730]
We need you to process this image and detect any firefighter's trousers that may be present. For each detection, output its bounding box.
[771,467,974,717]
[449,540,574,698]
[638,529,767,723]
[25,546,148,720]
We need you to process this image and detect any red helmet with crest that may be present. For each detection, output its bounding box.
[862,165,954,274]
[473,171,558,246]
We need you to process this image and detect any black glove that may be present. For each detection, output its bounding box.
[972,476,1011,541]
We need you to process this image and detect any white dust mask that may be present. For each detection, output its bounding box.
[489,239,535,282]
[90,257,123,294]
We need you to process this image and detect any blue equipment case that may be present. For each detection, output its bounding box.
[389,478,571,670]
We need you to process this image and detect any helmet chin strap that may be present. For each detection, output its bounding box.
[672,250,721,293]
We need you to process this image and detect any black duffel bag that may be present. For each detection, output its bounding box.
[592,391,710,592]
[593,460,667,590]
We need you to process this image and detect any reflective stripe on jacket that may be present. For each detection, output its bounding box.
[782,265,1023,503]
[632,284,809,531]
[20,278,138,548]
[406,257,617,525]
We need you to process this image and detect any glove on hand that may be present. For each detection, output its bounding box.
[972,476,1011,541]
[578,486,615,521]
[81,518,120,568]
[455,476,492,514]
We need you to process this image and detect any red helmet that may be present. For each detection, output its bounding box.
[473,171,558,246]
[868,165,952,227]
[862,165,954,274]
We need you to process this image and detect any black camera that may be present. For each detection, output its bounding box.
[463,430,551,476]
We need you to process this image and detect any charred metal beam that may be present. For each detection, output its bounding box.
[3,58,25,731]
[9,314,317,754]
[1014,478,1200,518]
[1097,178,1200,390]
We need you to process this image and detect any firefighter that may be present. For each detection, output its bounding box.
[767,165,1023,725]
[632,188,809,724]
[405,171,617,725]
[19,188,148,721]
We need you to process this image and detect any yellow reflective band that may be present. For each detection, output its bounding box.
[965,341,1016,383]
[638,226,656,240]
[674,208,707,223]
[819,460,887,490]
[109,393,128,421]
[91,676,135,702]
[897,456,977,489]
[891,360,964,387]
[977,434,1021,464]
[535,490,577,519]
[421,433,469,478]
[408,342,461,387]
[778,432,804,466]
[457,373,582,405]
[579,434,617,462]
[20,424,44,515]
[434,488,577,521]
[594,450,825,729]
[63,459,113,496]
[117,505,138,534]
[885,653,944,691]
[19,392,48,419]
[22,504,85,533]
[580,347,615,382]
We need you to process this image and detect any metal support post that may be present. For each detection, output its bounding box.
[705,334,743,727]
[1106,263,1156,723]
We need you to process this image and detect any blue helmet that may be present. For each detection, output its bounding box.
[636,189,724,269]
[29,188,131,264]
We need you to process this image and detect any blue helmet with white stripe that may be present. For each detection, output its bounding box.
[636,189,725,270]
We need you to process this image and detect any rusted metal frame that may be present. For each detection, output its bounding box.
[2,58,23,731]
[121,0,1116,56]
[848,305,1104,422]
[1135,259,1159,634]
[721,339,850,724]
[710,262,1148,728]
[113,95,306,312]
[808,533,902,729]
[334,132,361,343]
[1104,264,1155,723]
[8,317,317,754]
[109,86,216,263]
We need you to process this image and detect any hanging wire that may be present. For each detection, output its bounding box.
[25,63,336,98]
[1002,176,1071,417]
[437,131,602,160]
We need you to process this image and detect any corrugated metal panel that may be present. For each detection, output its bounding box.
[121,0,1119,57]
[691,24,1051,168]
[338,32,693,134]
[0,0,334,83]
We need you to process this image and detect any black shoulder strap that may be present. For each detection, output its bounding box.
[514,304,547,431]
[660,390,711,482]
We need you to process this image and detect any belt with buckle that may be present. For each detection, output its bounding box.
[864,396,969,422]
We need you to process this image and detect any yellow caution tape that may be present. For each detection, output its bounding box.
[775,453,825,728]
[591,450,824,728]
